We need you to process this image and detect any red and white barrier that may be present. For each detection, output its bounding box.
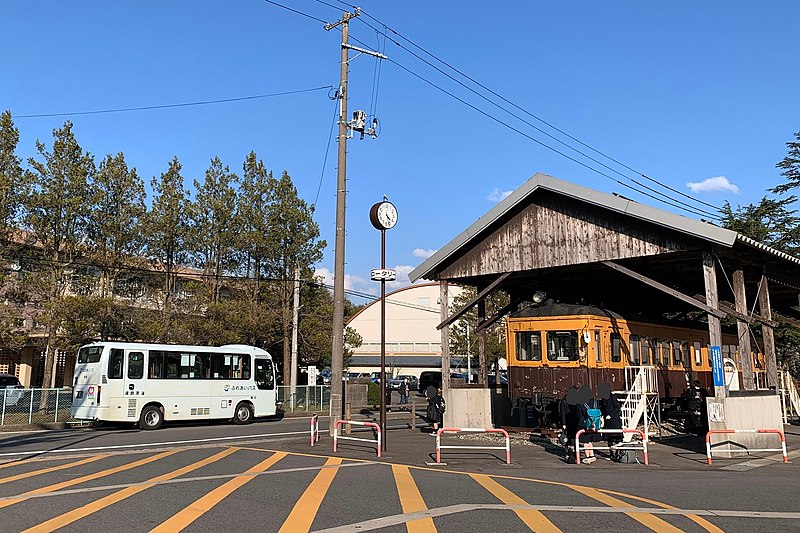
[574,429,649,466]
[435,427,511,464]
[333,419,381,458]
[310,414,320,446]
[705,429,788,465]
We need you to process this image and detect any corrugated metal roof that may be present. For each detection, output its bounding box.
[410,173,741,282]
[736,234,800,266]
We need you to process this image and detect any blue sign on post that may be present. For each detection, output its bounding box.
[710,345,724,387]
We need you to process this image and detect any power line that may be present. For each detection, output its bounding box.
[15,86,335,119]
[264,0,329,24]
[312,96,340,210]
[351,7,723,215]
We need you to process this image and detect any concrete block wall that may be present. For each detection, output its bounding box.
[443,388,493,429]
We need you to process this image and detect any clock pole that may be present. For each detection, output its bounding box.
[380,226,387,451]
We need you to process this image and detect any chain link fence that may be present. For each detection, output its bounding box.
[1,388,75,426]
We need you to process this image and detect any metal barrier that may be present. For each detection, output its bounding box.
[1,388,74,426]
[276,385,331,413]
[705,429,788,465]
[310,415,320,446]
[333,419,381,458]
[435,427,511,465]
[575,429,649,465]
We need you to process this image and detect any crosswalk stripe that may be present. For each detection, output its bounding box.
[151,451,287,533]
[23,447,240,533]
[0,455,107,485]
[278,457,342,533]
[471,474,562,533]
[565,484,682,533]
[392,465,436,532]
[0,449,180,510]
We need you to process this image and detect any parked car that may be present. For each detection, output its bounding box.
[0,374,24,407]
[319,369,332,385]
[389,375,418,390]
[369,371,382,383]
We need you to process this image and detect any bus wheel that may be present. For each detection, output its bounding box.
[233,402,253,425]
[139,405,163,430]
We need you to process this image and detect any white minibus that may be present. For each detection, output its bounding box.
[71,342,277,429]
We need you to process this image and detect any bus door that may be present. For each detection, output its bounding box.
[124,350,145,418]
[253,358,276,416]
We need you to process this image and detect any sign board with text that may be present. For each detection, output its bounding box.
[370,268,396,281]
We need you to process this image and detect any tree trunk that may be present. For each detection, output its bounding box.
[282,280,291,386]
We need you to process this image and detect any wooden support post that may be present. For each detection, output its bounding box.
[477,296,488,387]
[758,274,778,389]
[733,269,755,390]
[703,251,725,398]
[440,280,451,391]
[345,403,351,435]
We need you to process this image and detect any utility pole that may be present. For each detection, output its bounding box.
[325,9,386,430]
[290,267,301,411]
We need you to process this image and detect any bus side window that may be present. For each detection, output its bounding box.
[128,352,144,380]
[255,359,275,390]
[108,349,124,379]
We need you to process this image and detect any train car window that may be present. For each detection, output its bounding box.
[629,335,640,364]
[641,338,651,365]
[680,341,689,366]
[694,341,702,366]
[515,331,541,361]
[595,330,602,363]
[610,333,622,363]
[546,331,579,362]
[672,340,681,366]
[651,338,660,365]
[661,340,671,367]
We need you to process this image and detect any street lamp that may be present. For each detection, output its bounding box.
[369,198,397,452]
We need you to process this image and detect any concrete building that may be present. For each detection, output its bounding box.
[346,282,465,379]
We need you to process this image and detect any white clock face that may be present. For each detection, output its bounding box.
[377,202,397,229]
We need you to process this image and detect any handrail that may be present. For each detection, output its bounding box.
[333,419,381,458]
[310,414,320,446]
[705,429,787,465]
[574,429,649,465]
[435,427,510,464]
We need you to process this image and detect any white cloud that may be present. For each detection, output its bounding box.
[412,248,437,259]
[313,267,372,295]
[487,188,513,202]
[385,265,415,292]
[686,176,740,194]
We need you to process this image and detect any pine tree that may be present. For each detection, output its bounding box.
[770,131,800,194]
[24,121,95,388]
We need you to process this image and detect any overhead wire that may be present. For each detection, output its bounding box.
[264,0,329,25]
[312,96,341,211]
[15,86,335,119]
[348,5,723,215]
[346,33,717,220]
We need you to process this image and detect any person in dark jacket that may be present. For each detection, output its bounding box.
[598,382,623,457]
[559,385,581,462]
[426,387,446,435]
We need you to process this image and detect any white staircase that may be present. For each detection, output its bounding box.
[779,370,800,424]
[615,366,660,442]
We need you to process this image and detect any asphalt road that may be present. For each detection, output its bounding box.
[1,414,799,532]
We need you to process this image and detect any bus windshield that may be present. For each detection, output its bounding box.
[77,346,103,364]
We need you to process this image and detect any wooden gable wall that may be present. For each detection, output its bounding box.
[440,192,701,280]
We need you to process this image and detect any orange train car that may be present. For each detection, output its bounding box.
[505,303,765,427]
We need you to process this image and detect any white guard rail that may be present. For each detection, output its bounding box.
[333,419,381,458]
[436,427,511,464]
[706,429,788,465]
[575,429,649,465]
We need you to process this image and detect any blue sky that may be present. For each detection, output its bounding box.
[4,1,799,302]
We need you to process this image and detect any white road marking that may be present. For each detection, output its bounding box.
[0,430,311,457]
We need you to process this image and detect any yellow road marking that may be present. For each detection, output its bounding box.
[392,465,436,532]
[471,474,562,533]
[600,488,724,533]
[23,447,239,533]
[0,449,180,510]
[565,484,683,533]
[278,457,342,533]
[151,451,287,533]
[0,455,107,485]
